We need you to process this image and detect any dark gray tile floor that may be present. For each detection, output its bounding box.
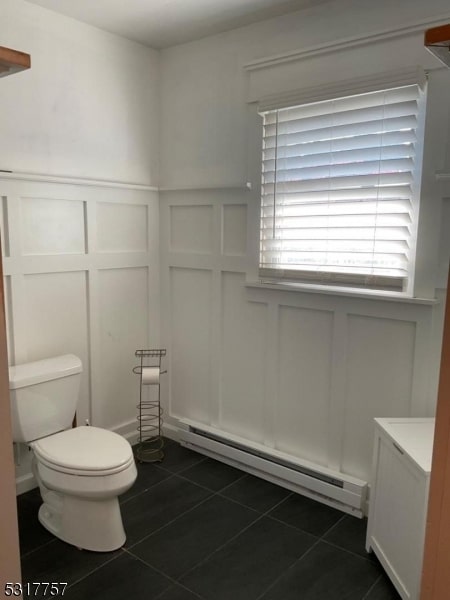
[18,438,401,599]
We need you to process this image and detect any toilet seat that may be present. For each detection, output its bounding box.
[31,426,134,477]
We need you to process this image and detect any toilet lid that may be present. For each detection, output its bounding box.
[32,426,134,475]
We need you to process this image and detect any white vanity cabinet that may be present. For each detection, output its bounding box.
[366,418,435,600]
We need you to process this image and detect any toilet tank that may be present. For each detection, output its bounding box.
[9,354,83,443]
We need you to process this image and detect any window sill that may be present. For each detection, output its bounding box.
[245,280,439,305]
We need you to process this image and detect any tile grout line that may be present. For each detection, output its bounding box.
[212,471,249,492]
[255,495,344,599]
[152,456,208,476]
[254,511,374,600]
[320,537,379,565]
[62,550,126,590]
[122,452,223,509]
[216,479,293,502]
[122,548,180,585]
[126,491,216,551]
[122,547,207,599]
[172,470,246,494]
[264,511,340,539]
[120,472,178,505]
[361,574,383,600]
[318,513,346,539]
[255,536,324,600]
[256,525,385,600]
[176,515,268,582]
[126,475,293,576]
[20,538,57,560]
[171,489,302,584]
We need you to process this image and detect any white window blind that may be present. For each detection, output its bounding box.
[259,84,424,291]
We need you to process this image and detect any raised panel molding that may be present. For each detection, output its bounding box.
[21,197,86,256]
[222,204,247,256]
[0,196,10,258]
[342,315,416,480]
[276,305,334,466]
[23,271,90,421]
[220,271,267,442]
[97,267,150,429]
[169,267,213,424]
[1,179,157,474]
[97,202,148,253]
[170,205,213,254]
[161,195,439,485]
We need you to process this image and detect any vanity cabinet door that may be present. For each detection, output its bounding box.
[366,422,431,600]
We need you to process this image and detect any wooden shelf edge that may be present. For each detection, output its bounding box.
[0,46,31,78]
[424,23,450,68]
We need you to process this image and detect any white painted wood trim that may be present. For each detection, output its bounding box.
[328,309,348,472]
[256,67,427,112]
[245,281,439,305]
[160,183,252,192]
[243,14,450,71]
[211,203,223,429]
[263,301,278,448]
[411,312,434,417]
[0,171,158,192]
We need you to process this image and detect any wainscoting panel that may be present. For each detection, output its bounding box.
[220,271,267,442]
[21,196,86,256]
[1,177,159,491]
[97,202,148,254]
[22,271,90,419]
[97,267,150,429]
[276,305,334,466]
[170,204,214,254]
[3,276,13,364]
[161,189,441,487]
[170,266,213,423]
[222,204,247,256]
[342,315,417,480]
[0,196,9,258]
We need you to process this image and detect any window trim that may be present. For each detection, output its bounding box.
[245,279,438,305]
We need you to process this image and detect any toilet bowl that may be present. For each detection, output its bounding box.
[31,426,137,552]
[9,354,137,552]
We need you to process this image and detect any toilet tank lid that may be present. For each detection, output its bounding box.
[9,354,82,389]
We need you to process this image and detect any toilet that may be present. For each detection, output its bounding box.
[9,354,137,552]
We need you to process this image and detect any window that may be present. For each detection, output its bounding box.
[259,84,425,292]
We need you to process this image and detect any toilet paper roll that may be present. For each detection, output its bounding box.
[141,366,160,385]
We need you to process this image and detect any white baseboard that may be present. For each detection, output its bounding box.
[16,472,37,495]
[112,419,140,445]
[161,422,183,442]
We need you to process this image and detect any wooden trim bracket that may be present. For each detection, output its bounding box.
[0,46,30,78]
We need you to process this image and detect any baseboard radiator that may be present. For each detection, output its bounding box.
[178,420,367,517]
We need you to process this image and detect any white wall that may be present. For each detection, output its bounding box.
[0,0,159,184]
[160,0,450,484]
[0,0,160,491]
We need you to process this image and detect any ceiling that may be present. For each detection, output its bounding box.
[26,0,325,49]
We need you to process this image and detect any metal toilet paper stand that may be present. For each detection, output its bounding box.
[132,349,167,463]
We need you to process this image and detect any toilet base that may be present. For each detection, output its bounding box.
[38,493,126,552]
